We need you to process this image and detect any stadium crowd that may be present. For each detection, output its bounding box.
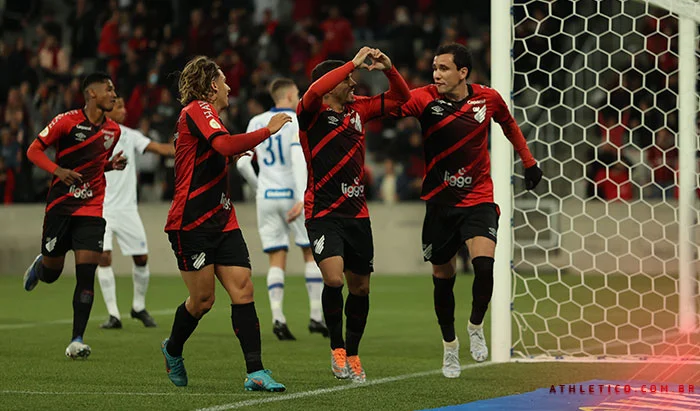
[0,0,490,205]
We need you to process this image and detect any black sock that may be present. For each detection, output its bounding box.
[433,276,456,342]
[322,284,344,350]
[72,264,96,341]
[344,293,369,357]
[38,263,62,283]
[231,302,264,374]
[166,302,200,357]
[470,257,495,326]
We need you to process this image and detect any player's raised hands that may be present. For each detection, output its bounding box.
[368,49,392,71]
[54,167,83,186]
[352,46,373,69]
[266,113,292,134]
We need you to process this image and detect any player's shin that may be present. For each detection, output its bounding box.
[266,267,286,323]
[97,266,120,318]
[305,262,323,322]
[344,293,369,356]
[433,276,457,342]
[322,284,345,349]
[231,302,264,373]
[469,257,495,325]
[132,263,149,312]
[166,301,200,357]
[72,264,97,341]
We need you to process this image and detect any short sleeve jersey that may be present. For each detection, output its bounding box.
[37,109,121,217]
[104,125,151,212]
[165,100,238,232]
[396,84,515,207]
[297,95,386,219]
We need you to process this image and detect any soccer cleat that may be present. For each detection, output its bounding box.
[308,319,329,337]
[65,340,91,360]
[244,369,286,392]
[442,338,461,378]
[272,321,296,341]
[468,323,488,362]
[131,309,157,327]
[346,355,366,383]
[23,254,42,291]
[100,315,123,329]
[331,348,350,379]
[161,339,187,386]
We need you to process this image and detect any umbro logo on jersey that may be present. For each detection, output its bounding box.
[192,253,206,270]
[328,116,339,126]
[75,132,87,142]
[76,124,92,131]
[431,106,444,116]
[45,237,57,252]
[313,235,325,255]
[473,105,487,123]
[422,244,432,260]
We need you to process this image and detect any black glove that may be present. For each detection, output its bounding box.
[524,164,542,190]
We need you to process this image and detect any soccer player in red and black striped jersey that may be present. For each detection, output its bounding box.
[297,46,410,382]
[393,43,543,378]
[23,72,127,359]
[160,56,290,391]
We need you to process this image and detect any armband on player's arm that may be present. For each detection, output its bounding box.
[300,61,355,113]
[210,128,271,157]
[290,143,307,202]
[27,139,59,174]
[235,153,258,191]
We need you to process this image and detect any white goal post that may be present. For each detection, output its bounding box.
[491,0,700,363]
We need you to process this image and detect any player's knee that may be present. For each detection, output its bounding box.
[433,263,456,279]
[99,252,112,267]
[323,276,344,288]
[41,266,63,283]
[472,256,495,278]
[192,294,215,315]
[133,255,148,266]
[348,283,369,296]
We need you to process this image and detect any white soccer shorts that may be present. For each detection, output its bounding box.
[256,197,311,252]
[103,208,149,256]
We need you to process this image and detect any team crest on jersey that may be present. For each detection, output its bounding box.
[431,105,445,116]
[473,105,487,123]
[103,134,114,149]
[349,112,362,132]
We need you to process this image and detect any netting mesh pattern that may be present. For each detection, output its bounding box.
[510,0,700,359]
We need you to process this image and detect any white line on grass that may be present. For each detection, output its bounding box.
[196,362,496,411]
[0,391,240,397]
[0,309,174,330]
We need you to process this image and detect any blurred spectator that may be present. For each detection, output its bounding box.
[0,156,15,204]
[68,0,98,62]
[646,128,677,198]
[320,6,354,59]
[377,158,398,205]
[593,163,633,201]
[98,9,122,78]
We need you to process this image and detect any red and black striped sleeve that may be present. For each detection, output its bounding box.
[390,85,436,119]
[27,113,72,174]
[298,61,355,130]
[491,89,536,168]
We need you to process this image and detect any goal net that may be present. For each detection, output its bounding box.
[501,0,700,362]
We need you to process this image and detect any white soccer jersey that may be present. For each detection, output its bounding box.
[246,108,303,200]
[104,125,151,211]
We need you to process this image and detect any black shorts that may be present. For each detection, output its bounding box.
[305,217,374,275]
[41,214,106,257]
[422,202,500,265]
[167,229,251,272]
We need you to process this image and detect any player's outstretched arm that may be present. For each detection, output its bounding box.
[236,152,258,191]
[300,46,373,112]
[145,142,176,157]
[370,49,411,108]
[27,139,83,185]
[210,113,291,157]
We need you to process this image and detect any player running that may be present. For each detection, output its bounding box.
[393,43,543,377]
[237,78,328,341]
[97,96,175,330]
[23,72,127,359]
[160,56,290,391]
[298,47,410,382]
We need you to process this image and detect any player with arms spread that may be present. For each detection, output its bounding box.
[160,56,290,391]
[298,46,410,382]
[393,43,543,378]
[23,72,127,359]
[237,78,328,341]
[97,95,175,330]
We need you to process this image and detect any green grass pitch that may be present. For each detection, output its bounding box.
[0,274,697,410]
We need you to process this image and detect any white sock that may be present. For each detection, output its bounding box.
[267,266,286,323]
[132,263,150,312]
[305,261,323,322]
[97,266,120,319]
